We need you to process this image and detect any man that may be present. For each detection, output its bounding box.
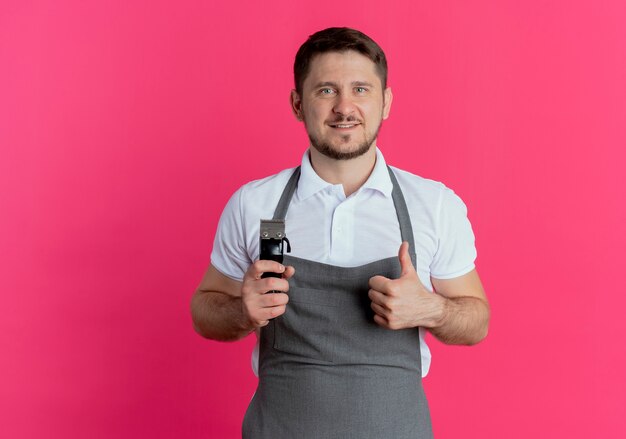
[191,27,490,438]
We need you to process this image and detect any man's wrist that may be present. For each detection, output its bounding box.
[430,293,450,329]
[236,298,258,335]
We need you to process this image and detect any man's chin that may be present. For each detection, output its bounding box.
[309,139,374,161]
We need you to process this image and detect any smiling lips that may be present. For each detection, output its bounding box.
[328,121,361,129]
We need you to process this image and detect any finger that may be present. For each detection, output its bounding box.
[368,275,390,292]
[245,300,288,326]
[368,289,389,308]
[242,276,289,298]
[370,301,389,319]
[398,241,415,277]
[263,304,287,320]
[262,276,291,294]
[373,313,389,329]
[258,292,289,308]
[255,304,287,327]
[245,260,286,280]
[282,266,296,279]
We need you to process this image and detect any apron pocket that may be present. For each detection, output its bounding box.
[273,287,349,362]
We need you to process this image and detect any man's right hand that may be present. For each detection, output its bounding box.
[241,261,295,329]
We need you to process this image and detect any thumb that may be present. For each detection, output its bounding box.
[398,241,416,277]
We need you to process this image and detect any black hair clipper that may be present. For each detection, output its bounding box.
[259,219,291,281]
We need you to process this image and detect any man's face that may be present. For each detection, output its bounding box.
[291,50,393,160]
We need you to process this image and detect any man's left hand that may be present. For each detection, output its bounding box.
[368,241,447,330]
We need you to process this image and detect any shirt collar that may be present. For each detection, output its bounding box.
[296,147,394,200]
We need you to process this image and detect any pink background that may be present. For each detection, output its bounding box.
[1,0,625,437]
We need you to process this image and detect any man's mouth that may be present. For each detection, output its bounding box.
[328,122,361,129]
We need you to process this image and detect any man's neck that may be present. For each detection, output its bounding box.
[308,146,377,197]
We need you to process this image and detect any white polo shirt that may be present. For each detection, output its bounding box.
[211,147,477,377]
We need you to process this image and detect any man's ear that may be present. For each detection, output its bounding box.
[382,87,393,120]
[290,89,303,121]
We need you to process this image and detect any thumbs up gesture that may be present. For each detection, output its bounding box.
[368,241,446,330]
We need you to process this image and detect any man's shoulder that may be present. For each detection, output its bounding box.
[388,165,449,198]
[230,166,299,218]
[237,166,298,197]
[388,165,470,221]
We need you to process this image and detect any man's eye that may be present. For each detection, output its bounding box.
[355,87,367,93]
[320,88,334,94]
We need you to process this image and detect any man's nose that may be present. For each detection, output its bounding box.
[332,93,356,116]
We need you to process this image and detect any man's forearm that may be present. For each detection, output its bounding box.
[429,295,490,345]
[191,291,254,342]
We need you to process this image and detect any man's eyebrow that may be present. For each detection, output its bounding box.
[352,81,375,87]
[313,81,339,89]
[312,81,376,88]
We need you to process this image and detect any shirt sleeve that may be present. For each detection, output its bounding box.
[429,187,477,279]
[210,186,252,282]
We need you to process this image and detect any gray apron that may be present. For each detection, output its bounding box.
[242,166,433,439]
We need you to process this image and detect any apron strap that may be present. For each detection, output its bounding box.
[273,166,301,220]
[387,166,418,264]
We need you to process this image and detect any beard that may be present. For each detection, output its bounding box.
[308,118,382,161]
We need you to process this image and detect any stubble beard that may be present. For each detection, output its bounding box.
[308,119,383,161]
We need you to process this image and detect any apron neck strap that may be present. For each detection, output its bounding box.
[387,166,417,262]
[273,166,301,220]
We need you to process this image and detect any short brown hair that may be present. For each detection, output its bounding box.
[293,27,388,95]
